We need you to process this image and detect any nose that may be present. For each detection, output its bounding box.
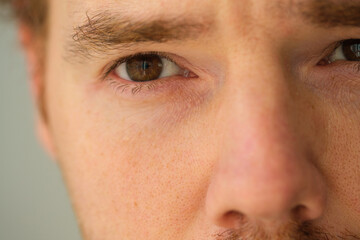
[205,56,326,229]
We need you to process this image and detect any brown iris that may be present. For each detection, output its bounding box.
[126,54,164,82]
[342,39,360,61]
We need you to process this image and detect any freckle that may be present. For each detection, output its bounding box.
[134,201,138,207]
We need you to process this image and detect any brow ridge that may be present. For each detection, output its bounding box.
[300,0,360,28]
[67,11,212,60]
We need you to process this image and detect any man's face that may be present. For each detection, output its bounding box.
[37,0,360,239]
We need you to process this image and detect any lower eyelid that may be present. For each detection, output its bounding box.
[320,60,360,73]
[306,61,360,96]
[105,75,190,99]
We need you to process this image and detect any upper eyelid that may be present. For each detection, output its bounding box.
[313,40,352,65]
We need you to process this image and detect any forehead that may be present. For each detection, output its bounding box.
[59,0,360,30]
[52,0,360,64]
[62,0,295,22]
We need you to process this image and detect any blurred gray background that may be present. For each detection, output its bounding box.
[0,16,82,240]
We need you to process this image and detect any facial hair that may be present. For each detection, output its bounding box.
[212,221,360,240]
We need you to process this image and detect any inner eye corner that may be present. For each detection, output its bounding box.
[317,60,328,66]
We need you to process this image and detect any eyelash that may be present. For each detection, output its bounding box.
[102,40,360,97]
[102,51,193,96]
[323,39,359,61]
[318,40,360,73]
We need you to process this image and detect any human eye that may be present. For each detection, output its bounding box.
[310,39,360,101]
[324,39,360,64]
[102,52,197,96]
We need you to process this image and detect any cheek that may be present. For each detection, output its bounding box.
[45,69,219,238]
[319,104,360,229]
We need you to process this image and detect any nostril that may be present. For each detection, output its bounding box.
[292,204,308,221]
[221,210,245,229]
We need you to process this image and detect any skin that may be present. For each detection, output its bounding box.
[21,0,360,239]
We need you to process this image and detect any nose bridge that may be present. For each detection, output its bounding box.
[222,43,297,167]
[220,50,304,197]
[206,45,326,226]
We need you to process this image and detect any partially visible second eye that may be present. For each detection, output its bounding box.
[329,39,360,63]
[114,54,191,82]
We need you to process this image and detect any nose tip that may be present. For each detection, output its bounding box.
[205,160,326,229]
[236,184,304,220]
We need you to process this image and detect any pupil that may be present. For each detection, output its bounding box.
[342,39,360,61]
[142,61,150,70]
[126,55,163,82]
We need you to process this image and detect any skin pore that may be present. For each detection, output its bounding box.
[19,0,360,239]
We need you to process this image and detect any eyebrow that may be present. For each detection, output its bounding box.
[66,11,212,61]
[300,0,360,28]
[67,0,360,62]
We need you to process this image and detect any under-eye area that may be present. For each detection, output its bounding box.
[3,0,360,240]
[304,39,360,103]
